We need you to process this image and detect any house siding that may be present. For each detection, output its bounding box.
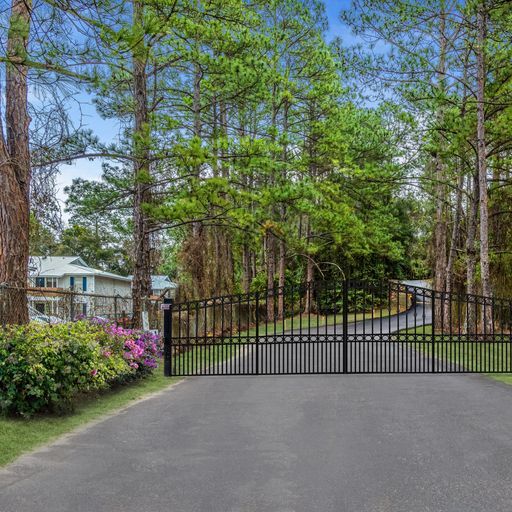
[94,277,132,297]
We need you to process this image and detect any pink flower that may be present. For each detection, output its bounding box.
[90,369,98,377]
[129,362,139,369]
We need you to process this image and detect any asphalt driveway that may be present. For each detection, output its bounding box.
[2,304,512,512]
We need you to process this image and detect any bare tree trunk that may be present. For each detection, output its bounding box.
[216,99,233,296]
[465,171,478,333]
[431,3,448,332]
[0,0,33,325]
[433,4,448,296]
[277,99,289,320]
[180,44,204,300]
[277,239,285,319]
[304,257,315,314]
[131,0,152,328]
[266,231,275,322]
[265,82,280,323]
[242,244,252,294]
[444,172,464,327]
[433,161,448,294]
[304,219,315,314]
[476,0,492,331]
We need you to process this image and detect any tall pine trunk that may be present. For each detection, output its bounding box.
[444,61,468,328]
[0,0,32,325]
[266,230,275,321]
[443,172,464,327]
[431,3,448,331]
[242,244,252,294]
[131,0,152,328]
[277,99,289,320]
[277,239,285,319]
[304,219,315,314]
[476,0,492,331]
[465,171,478,333]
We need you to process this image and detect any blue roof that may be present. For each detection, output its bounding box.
[151,275,177,290]
[127,275,178,290]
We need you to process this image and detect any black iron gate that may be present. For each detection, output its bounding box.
[162,281,512,376]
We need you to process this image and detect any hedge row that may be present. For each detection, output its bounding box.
[0,319,161,416]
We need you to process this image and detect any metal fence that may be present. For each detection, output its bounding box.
[0,285,163,330]
[163,280,512,376]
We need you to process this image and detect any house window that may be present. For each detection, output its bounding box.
[34,277,57,288]
[82,303,87,316]
[35,303,45,314]
[46,277,58,288]
[82,277,87,292]
[70,276,75,289]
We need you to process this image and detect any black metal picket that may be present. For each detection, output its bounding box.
[163,280,512,376]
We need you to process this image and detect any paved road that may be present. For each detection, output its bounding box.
[3,302,512,511]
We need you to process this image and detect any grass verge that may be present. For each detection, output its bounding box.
[251,306,403,335]
[0,365,181,467]
[402,325,512,385]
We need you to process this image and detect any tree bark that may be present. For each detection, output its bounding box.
[432,4,448,297]
[476,0,492,331]
[277,99,289,320]
[444,51,469,327]
[443,172,464,327]
[242,244,252,294]
[131,0,152,328]
[265,230,275,322]
[304,219,315,314]
[465,171,478,333]
[0,0,33,325]
[430,2,449,332]
[277,239,285,319]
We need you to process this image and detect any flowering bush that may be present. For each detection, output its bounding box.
[100,321,161,375]
[0,319,162,416]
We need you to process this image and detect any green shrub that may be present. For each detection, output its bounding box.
[0,321,156,417]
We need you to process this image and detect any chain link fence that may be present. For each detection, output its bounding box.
[0,285,163,331]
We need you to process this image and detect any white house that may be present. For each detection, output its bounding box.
[28,256,132,319]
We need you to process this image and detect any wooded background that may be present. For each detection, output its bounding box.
[1,0,511,328]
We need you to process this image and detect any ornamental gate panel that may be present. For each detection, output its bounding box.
[162,281,512,376]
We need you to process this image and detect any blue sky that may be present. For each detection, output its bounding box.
[56,0,357,215]
[325,0,356,42]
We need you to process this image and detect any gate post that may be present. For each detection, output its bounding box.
[255,292,260,375]
[163,297,173,377]
[343,279,349,374]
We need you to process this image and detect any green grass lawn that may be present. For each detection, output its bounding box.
[0,366,181,467]
[250,306,404,335]
[402,325,512,385]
